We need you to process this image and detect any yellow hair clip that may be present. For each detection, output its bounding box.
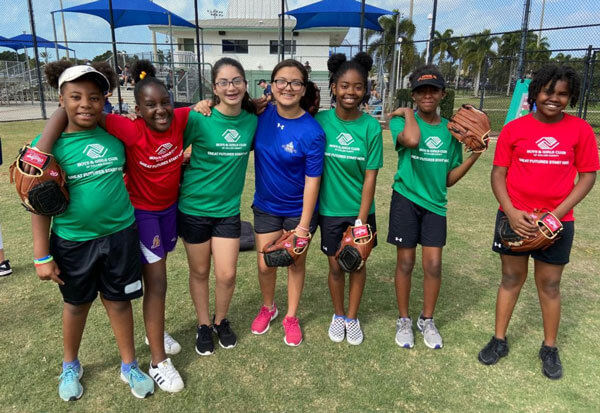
[140,71,147,80]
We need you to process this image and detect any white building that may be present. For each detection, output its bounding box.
[149,0,348,95]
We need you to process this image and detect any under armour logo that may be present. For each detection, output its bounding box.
[494,242,503,248]
[395,237,403,242]
[323,246,328,251]
[277,122,285,130]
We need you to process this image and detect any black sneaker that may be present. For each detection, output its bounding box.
[539,343,563,380]
[478,336,509,365]
[213,318,237,349]
[0,260,12,277]
[195,324,214,356]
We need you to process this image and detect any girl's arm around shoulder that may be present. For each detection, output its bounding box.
[35,108,69,153]
[388,108,420,148]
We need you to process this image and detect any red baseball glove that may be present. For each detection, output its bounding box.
[497,210,563,252]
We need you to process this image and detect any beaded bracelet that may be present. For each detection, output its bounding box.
[34,255,54,266]
[296,224,310,233]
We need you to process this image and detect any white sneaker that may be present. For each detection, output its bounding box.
[145,331,182,355]
[148,358,184,393]
[328,314,346,343]
[345,318,364,345]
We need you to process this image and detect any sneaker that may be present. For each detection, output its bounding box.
[120,365,154,399]
[478,336,509,365]
[0,260,12,277]
[195,324,215,356]
[149,358,184,393]
[395,317,414,349]
[345,318,364,345]
[251,304,279,335]
[417,315,443,349]
[282,316,302,346]
[328,314,346,343]
[213,318,237,349]
[144,332,182,355]
[539,343,563,380]
[58,365,83,402]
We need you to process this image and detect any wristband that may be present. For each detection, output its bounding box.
[34,255,54,266]
[296,224,310,233]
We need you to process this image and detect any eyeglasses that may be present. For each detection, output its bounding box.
[215,77,246,88]
[273,79,305,91]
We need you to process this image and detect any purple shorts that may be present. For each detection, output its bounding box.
[134,203,178,264]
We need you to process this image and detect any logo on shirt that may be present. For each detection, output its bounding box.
[83,143,108,159]
[223,129,241,143]
[425,136,443,149]
[536,137,559,150]
[336,133,354,146]
[277,122,285,130]
[282,141,297,154]
[155,143,174,155]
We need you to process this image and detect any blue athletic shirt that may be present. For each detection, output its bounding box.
[253,104,326,216]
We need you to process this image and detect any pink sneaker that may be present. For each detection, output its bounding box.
[251,303,278,335]
[282,316,303,346]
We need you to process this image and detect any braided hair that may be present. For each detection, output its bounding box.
[527,64,580,110]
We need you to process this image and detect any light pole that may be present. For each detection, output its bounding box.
[538,0,546,47]
[424,13,433,64]
[396,37,403,89]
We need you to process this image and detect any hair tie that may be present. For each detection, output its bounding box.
[140,71,147,80]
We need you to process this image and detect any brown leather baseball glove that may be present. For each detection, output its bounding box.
[9,145,69,216]
[497,210,563,252]
[335,224,376,273]
[263,230,311,267]
[447,104,491,153]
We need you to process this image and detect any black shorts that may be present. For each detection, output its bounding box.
[252,205,318,234]
[387,190,447,248]
[177,211,241,244]
[50,224,143,305]
[492,210,574,265]
[319,214,377,256]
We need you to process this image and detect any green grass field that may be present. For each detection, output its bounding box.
[1,121,599,412]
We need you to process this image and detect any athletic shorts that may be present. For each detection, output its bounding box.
[387,190,447,248]
[492,210,574,265]
[134,203,178,264]
[177,211,241,244]
[252,205,318,234]
[319,213,377,256]
[50,223,143,305]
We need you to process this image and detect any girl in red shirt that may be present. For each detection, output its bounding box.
[478,65,599,380]
[36,60,189,393]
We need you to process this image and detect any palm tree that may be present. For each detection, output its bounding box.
[460,29,500,96]
[366,14,417,78]
[432,29,456,68]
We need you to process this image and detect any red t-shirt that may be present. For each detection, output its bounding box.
[105,107,191,211]
[493,113,599,221]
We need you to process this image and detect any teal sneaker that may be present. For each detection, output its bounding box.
[58,365,83,402]
[120,365,155,399]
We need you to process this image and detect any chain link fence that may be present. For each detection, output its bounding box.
[0,0,599,133]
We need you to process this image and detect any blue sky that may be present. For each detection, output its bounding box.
[1,0,598,60]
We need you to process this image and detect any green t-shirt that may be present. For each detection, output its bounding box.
[315,109,383,216]
[179,108,258,217]
[389,113,463,216]
[31,128,134,241]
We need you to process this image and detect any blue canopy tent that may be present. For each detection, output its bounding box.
[286,0,391,31]
[5,34,74,62]
[53,0,197,110]
[284,0,393,53]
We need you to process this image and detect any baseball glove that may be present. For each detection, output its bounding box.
[263,230,311,267]
[497,210,563,252]
[9,145,69,216]
[336,224,376,273]
[447,104,491,153]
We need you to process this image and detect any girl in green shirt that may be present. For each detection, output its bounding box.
[388,65,481,350]
[178,58,257,356]
[316,52,384,346]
